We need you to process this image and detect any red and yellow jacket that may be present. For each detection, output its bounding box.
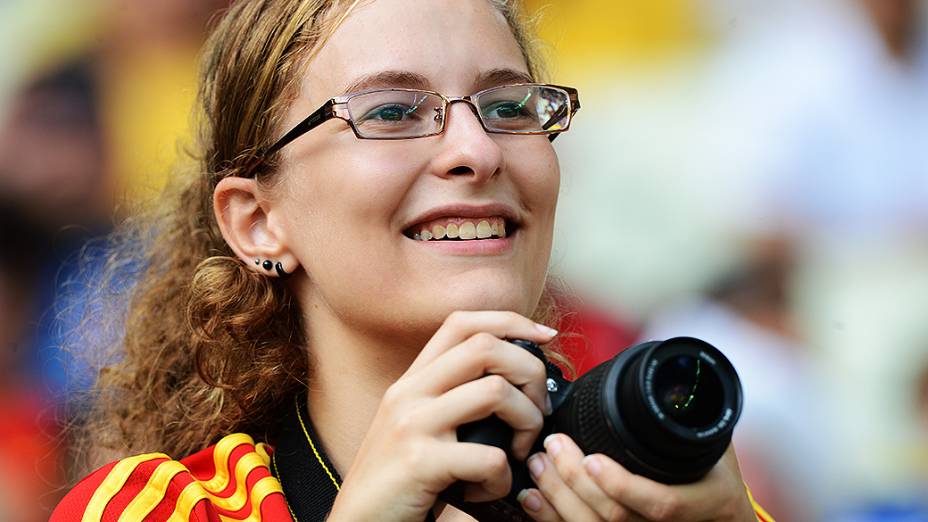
[52,432,775,521]
[50,434,294,521]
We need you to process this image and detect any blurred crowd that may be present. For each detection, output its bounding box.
[1,0,926,520]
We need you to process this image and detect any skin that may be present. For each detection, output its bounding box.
[214,0,759,520]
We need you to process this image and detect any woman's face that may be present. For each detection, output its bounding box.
[271,0,560,341]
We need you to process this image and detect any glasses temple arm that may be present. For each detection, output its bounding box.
[265,100,337,157]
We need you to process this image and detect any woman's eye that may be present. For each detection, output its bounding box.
[484,101,530,119]
[362,104,415,122]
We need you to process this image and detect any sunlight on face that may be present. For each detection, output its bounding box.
[273,0,560,341]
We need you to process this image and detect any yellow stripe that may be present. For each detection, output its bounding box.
[745,483,776,522]
[167,470,283,521]
[117,460,188,522]
[202,433,256,492]
[80,453,170,522]
[201,452,269,512]
[295,396,340,491]
[217,476,284,522]
[166,480,210,522]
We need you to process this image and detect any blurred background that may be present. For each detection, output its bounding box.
[1,0,926,520]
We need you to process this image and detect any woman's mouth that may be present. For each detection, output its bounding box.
[403,216,517,241]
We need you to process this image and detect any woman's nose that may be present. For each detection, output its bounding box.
[427,101,503,183]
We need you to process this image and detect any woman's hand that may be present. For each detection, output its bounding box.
[328,310,558,522]
[518,435,759,522]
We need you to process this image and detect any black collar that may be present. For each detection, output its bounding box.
[271,396,343,521]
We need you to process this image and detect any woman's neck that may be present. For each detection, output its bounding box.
[302,304,423,475]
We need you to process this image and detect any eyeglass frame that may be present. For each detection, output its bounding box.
[262,82,581,158]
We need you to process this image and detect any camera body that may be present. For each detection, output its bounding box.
[443,337,743,521]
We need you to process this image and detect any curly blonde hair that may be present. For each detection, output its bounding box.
[74,0,568,471]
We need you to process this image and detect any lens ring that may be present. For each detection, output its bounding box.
[638,337,743,443]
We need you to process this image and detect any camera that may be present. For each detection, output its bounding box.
[442,337,743,521]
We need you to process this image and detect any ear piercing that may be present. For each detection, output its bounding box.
[254,258,292,279]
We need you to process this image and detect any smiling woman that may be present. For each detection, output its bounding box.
[52,1,771,521]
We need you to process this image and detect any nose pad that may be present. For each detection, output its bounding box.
[430,99,502,181]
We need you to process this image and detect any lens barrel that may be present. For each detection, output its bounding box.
[553,337,742,484]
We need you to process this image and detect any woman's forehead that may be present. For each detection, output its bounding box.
[302,0,529,101]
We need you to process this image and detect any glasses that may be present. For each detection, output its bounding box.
[264,83,580,157]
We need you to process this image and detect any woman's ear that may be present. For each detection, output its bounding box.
[213,176,299,276]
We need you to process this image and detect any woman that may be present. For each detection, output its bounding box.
[53,0,773,520]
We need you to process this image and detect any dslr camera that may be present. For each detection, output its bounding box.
[443,336,743,521]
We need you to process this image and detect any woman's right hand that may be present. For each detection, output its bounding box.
[327,310,558,521]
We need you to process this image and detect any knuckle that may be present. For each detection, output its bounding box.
[471,332,498,354]
[648,495,681,521]
[527,410,544,432]
[391,410,418,437]
[483,374,511,400]
[484,447,510,475]
[401,441,431,471]
[604,504,628,522]
[445,310,466,324]
[380,383,405,410]
[559,460,580,487]
[530,357,547,381]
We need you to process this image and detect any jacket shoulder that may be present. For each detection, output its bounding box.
[51,433,293,521]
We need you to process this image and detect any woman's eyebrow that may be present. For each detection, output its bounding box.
[340,70,430,95]
[474,68,534,90]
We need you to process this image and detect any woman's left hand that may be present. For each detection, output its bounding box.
[517,434,758,522]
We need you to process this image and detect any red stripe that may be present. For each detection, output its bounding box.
[210,444,256,499]
[49,461,119,521]
[258,491,294,521]
[212,460,273,518]
[100,457,170,521]
[144,469,196,521]
[756,508,772,522]
[183,443,222,483]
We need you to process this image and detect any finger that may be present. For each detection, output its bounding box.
[419,333,549,414]
[544,434,631,522]
[433,442,513,502]
[428,374,543,460]
[408,310,558,373]
[583,454,720,522]
[528,452,602,522]
[516,488,563,521]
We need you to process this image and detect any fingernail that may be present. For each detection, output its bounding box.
[583,455,601,477]
[535,323,558,337]
[517,489,542,512]
[544,393,553,416]
[543,434,562,457]
[528,453,545,479]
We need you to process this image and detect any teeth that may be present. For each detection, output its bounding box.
[409,218,512,241]
[458,222,477,240]
[476,220,492,239]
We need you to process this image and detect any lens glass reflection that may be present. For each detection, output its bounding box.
[653,354,723,429]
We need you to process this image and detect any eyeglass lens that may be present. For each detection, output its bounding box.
[345,85,571,138]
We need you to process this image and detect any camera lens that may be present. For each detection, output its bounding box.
[653,354,724,429]
[554,336,742,484]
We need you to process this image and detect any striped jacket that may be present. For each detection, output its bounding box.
[50,434,293,521]
[52,432,775,521]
